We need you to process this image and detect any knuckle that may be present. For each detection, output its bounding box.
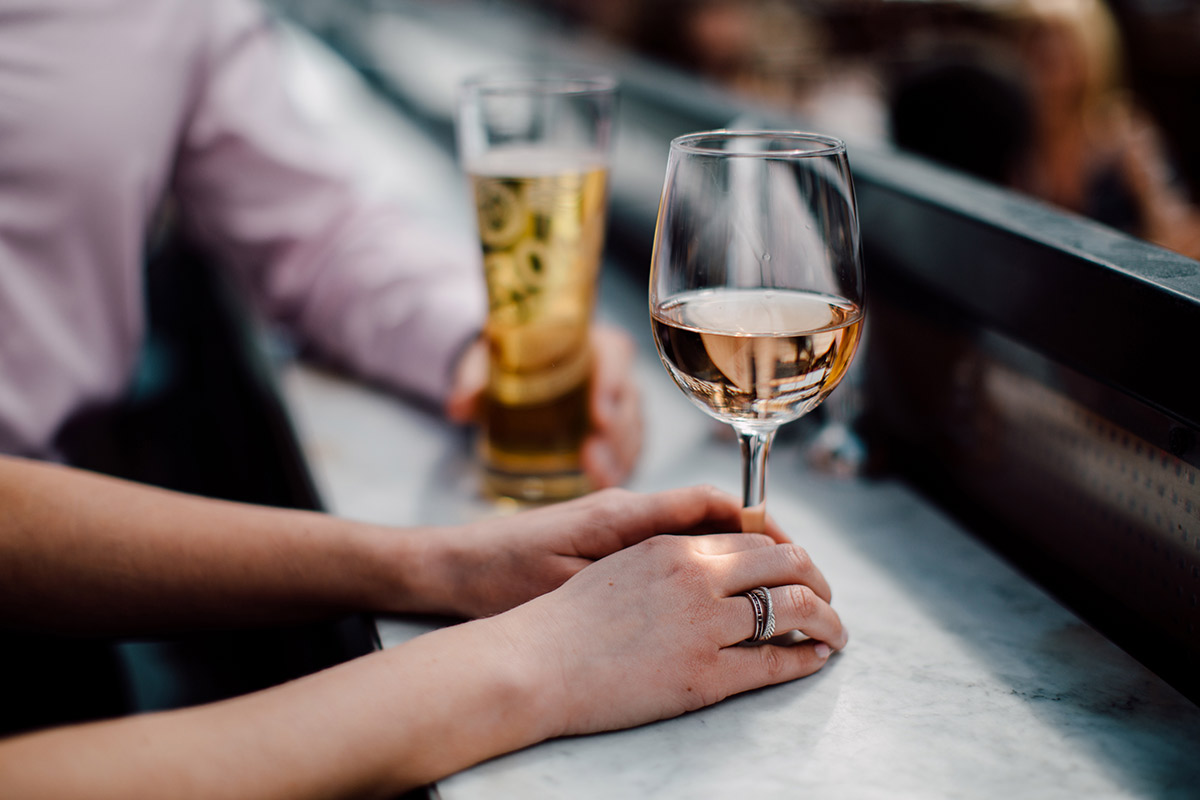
[588,487,635,517]
[697,483,732,510]
[668,551,708,588]
[758,644,787,680]
[784,584,819,620]
[744,533,775,549]
[780,543,813,573]
[638,532,673,554]
[652,542,714,593]
[640,533,693,567]
[594,486,634,505]
[580,487,640,533]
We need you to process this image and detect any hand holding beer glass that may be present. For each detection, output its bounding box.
[649,131,865,532]
[457,74,615,502]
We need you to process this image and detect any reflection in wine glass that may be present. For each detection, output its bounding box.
[649,131,865,531]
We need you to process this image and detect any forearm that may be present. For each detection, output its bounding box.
[171,0,487,408]
[0,617,553,799]
[0,456,440,633]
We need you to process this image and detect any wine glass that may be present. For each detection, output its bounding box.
[649,131,865,532]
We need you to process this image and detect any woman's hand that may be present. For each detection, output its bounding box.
[445,323,643,489]
[411,486,790,620]
[487,531,848,738]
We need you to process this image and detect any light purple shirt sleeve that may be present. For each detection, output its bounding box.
[174,2,486,407]
[0,0,484,457]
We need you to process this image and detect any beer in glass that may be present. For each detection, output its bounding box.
[457,74,615,501]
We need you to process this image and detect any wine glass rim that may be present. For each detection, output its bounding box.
[671,130,846,157]
[460,71,617,97]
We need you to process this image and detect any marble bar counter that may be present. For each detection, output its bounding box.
[278,264,1200,799]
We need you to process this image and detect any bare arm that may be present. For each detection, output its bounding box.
[0,527,846,799]
[0,455,423,635]
[1,454,844,796]
[1,452,793,636]
[175,3,486,408]
[0,615,552,799]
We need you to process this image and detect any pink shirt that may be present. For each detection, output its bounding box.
[0,0,486,457]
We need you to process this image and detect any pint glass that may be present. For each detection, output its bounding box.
[456,73,615,501]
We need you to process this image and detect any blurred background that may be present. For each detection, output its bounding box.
[273,0,1200,262]
[534,0,1200,259]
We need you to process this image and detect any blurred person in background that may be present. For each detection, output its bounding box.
[625,0,838,114]
[887,0,1200,259]
[889,43,1035,186]
[581,0,1200,260]
[1008,0,1200,258]
[0,0,642,483]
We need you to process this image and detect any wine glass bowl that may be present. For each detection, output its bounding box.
[649,131,864,531]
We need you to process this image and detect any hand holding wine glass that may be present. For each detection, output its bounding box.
[649,131,865,532]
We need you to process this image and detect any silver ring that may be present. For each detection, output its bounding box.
[753,587,776,640]
[745,590,764,640]
[742,586,776,642]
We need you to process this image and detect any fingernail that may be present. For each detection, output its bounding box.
[814,642,832,659]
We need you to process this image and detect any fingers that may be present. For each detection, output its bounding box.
[586,486,744,550]
[588,326,636,430]
[597,485,792,550]
[718,540,832,603]
[710,539,845,650]
[559,486,730,558]
[444,337,487,423]
[690,532,777,556]
[650,485,790,543]
[448,325,643,487]
[759,516,790,544]
[718,639,836,696]
[582,326,642,488]
[546,484,795,568]
[738,505,793,542]
[721,585,847,650]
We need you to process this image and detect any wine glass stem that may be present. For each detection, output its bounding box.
[736,427,775,533]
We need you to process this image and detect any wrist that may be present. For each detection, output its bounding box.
[470,610,568,744]
[359,523,470,617]
[371,613,562,791]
